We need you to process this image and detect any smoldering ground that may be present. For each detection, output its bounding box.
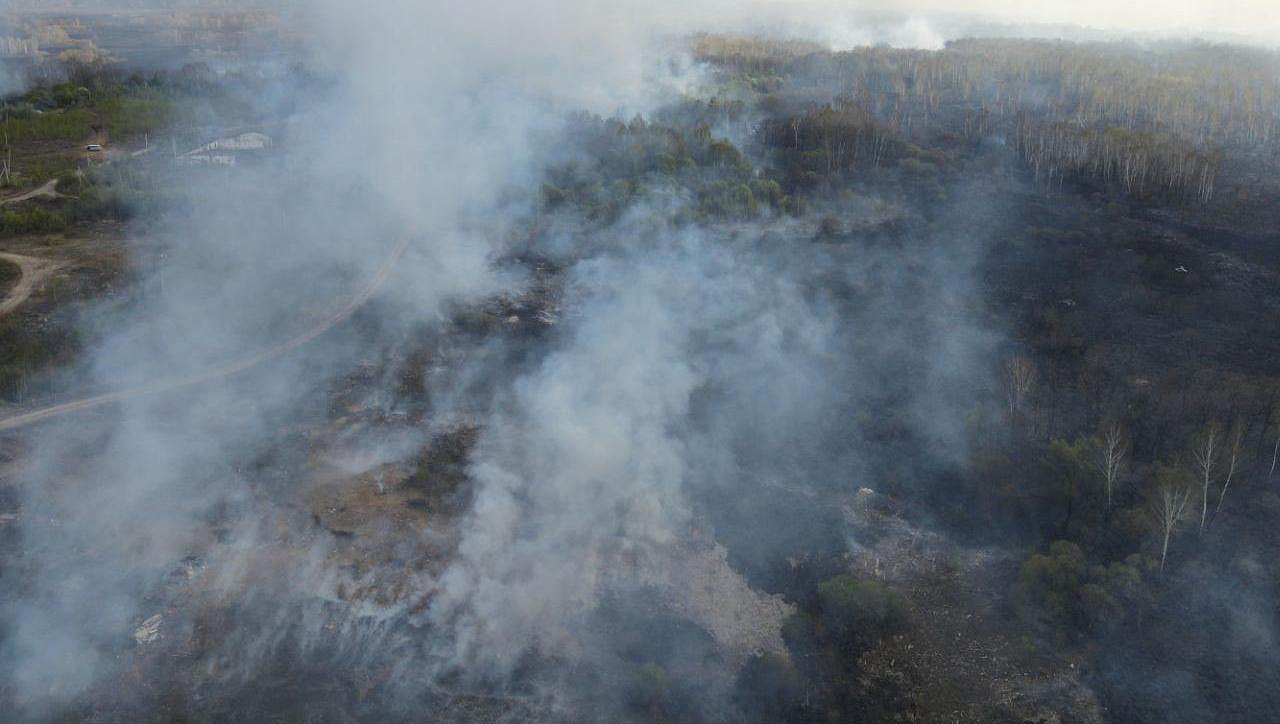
[0,2,1018,721]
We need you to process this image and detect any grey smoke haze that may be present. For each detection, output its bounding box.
[0,1,1010,715]
[0,0,717,710]
[7,0,1278,46]
[426,191,1000,681]
[0,71,18,98]
[0,0,1195,718]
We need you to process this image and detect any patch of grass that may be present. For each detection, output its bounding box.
[0,313,78,404]
[0,109,95,143]
[98,90,173,138]
[0,206,70,235]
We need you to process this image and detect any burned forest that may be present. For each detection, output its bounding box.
[2,3,1280,723]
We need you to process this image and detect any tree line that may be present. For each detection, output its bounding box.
[701,35,1280,203]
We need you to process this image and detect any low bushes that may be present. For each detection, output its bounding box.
[0,206,69,234]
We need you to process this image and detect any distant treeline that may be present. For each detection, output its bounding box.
[0,61,224,144]
[698,36,1280,203]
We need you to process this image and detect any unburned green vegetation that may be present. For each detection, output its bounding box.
[0,107,95,143]
[540,110,800,223]
[1,60,264,199]
[0,309,79,404]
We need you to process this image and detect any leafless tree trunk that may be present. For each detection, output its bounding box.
[1269,432,1279,482]
[1191,424,1219,533]
[1,127,11,187]
[1002,354,1036,426]
[1153,480,1193,573]
[1213,423,1244,519]
[1095,424,1127,511]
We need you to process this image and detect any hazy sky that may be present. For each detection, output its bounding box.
[864,0,1280,41]
[5,1,1279,45]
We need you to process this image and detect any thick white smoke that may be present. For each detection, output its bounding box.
[1,0,1033,716]
[0,0,720,709]
[430,250,705,674]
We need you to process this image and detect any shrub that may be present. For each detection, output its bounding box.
[1019,542,1153,630]
[628,662,670,713]
[55,173,81,195]
[748,178,783,206]
[0,109,94,142]
[816,575,911,650]
[1017,540,1087,621]
[707,139,748,170]
[734,652,805,722]
[0,206,69,235]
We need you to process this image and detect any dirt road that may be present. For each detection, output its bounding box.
[0,251,56,317]
[0,179,61,207]
[0,231,411,433]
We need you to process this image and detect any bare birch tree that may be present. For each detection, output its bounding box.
[1094,423,1128,512]
[1191,424,1220,533]
[1213,422,1244,519]
[1,127,12,188]
[1269,431,1279,482]
[1151,467,1194,573]
[1002,354,1036,423]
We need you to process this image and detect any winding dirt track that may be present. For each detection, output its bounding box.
[0,179,61,207]
[0,232,411,433]
[0,252,55,317]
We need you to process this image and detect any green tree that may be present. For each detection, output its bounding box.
[816,576,911,653]
[1049,437,1093,535]
[1017,539,1087,621]
[734,652,805,723]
